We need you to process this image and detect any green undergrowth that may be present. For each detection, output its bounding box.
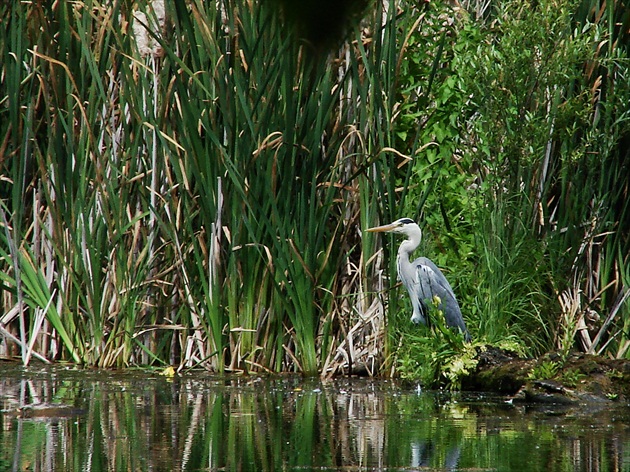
[393,303,475,389]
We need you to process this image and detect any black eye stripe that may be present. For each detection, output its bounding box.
[398,218,415,225]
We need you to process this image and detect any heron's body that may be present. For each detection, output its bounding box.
[367,218,470,341]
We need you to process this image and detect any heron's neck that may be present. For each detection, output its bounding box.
[398,230,421,261]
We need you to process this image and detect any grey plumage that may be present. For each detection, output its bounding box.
[367,218,470,341]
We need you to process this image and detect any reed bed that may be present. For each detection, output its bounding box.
[0,0,400,373]
[0,0,628,377]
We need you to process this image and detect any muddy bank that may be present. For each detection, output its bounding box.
[461,347,630,405]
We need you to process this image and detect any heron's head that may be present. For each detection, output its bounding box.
[365,218,420,236]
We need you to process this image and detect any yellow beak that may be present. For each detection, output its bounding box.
[365,223,397,233]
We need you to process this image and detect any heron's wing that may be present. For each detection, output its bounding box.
[413,257,468,337]
[414,257,457,301]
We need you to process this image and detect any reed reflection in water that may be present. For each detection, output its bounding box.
[0,365,629,471]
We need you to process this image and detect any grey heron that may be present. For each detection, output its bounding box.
[367,218,470,341]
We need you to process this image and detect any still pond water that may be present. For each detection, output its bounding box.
[1,364,629,471]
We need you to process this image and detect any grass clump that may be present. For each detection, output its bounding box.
[394,301,477,389]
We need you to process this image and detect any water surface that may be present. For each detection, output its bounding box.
[1,364,629,471]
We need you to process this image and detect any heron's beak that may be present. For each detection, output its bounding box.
[365,223,397,233]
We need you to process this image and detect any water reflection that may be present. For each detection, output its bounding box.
[0,364,629,471]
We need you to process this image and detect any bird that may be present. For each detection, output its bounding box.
[366,218,470,341]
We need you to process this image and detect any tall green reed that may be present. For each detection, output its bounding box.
[1,0,175,366]
[0,0,411,372]
[163,0,412,374]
